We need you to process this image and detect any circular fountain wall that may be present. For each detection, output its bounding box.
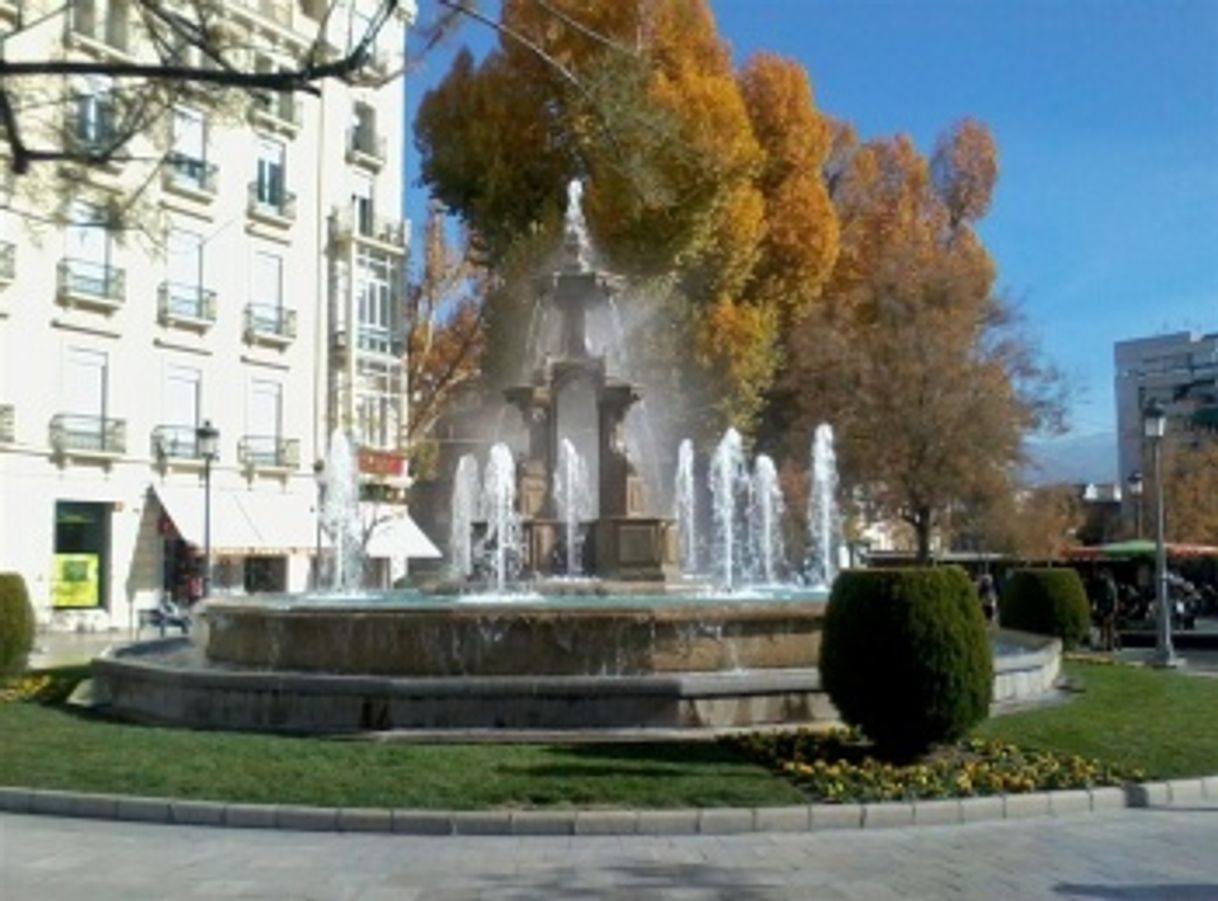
[204,596,824,677]
[93,592,835,734]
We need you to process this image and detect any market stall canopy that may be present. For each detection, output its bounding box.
[1064,540,1218,560]
[151,485,317,556]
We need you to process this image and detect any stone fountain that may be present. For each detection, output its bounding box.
[502,183,678,583]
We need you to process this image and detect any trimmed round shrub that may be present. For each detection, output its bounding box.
[820,567,993,758]
[998,568,1090,649]
[0,572,35,674]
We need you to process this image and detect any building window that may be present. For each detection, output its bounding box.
[168,106,210,188]
[166,227,204,314]
[355,357,402,452]
[156,365,202,457]
[355,249,394,353]
[244,379,283,465]
[64,347,109,420]
[352,173,374,236]
[63,202,119,300]
[255,138,286,210]
[72,75,115,152]
[252,250,283,308]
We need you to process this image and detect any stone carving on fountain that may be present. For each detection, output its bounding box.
[504,187,678,582]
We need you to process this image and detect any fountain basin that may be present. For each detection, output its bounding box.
[204,597,825,677]
[89,599,1061,735]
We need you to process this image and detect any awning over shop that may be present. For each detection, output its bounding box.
[1064,540,1218,561]
[361,506,441,560]
[152,485,317,556]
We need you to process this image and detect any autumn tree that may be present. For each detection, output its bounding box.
[769,120,1064,562]
[979,485,1083,559]
[414,1,839,439]
[403,200,487,474]
[1159,435,1218,544]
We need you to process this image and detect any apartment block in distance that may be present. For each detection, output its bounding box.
[1114,330,1218,489]
[0,0,435,632]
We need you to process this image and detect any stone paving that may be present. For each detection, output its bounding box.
[3,803,1218,899]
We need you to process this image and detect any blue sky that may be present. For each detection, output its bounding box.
[404,1,1218,475]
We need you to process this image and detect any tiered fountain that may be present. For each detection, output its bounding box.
[92,181,837,734]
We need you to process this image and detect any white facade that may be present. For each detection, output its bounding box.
[0,0,419,630]
[1114,331,1218,487]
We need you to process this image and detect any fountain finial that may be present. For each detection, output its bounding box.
[562,178,590,273]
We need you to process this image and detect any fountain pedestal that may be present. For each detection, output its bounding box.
[502,201,678,582]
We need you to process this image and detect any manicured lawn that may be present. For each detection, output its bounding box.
[0,680,803,809]
[975,660,1218,779]
[3,661,1216,809]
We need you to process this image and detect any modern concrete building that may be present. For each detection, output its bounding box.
[1114,331,1218,488]
[0,0,433,631]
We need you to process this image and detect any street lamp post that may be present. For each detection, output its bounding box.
[1126,470,1143,539]
[1142,400,1179,668]
[196,420,220,598]
[313,459,326,589]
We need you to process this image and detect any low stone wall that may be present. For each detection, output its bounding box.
[991,628,1062,704]
[92,641,834,733]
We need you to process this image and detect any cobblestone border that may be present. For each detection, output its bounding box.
[2,777,1215,835]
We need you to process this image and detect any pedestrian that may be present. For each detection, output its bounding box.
[1096,569,1119,652]
[977,573,998,625]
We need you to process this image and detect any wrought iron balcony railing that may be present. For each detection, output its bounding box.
[57,258,125,307]
[163,155,218,196]
[64,102,120,161]
[158,283,217,326]
[333,208,406,249]
[247,180,297,224]
[0,241,14,282]
[0,404,13,444]
[239,435,299,470]
[50,414,126,456]
[151,425,208,461]
[244,303,296,342]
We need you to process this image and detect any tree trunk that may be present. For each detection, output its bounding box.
[914,509,933,564]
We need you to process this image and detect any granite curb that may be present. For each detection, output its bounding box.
[1,777,1213,835]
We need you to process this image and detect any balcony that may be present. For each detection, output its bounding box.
[0,241,13,284]
[244,303,296,345]
[158,283,216,329]
[239,435,299,471]
[57,258,125,310]
[66,1,131,57]
[249,92,300,136]
[247,180,297,227]
[152,425,208,462]
[0,404,13,444]
[346,127,385,170]
[50,414,126,458]
[162,155,218,200]
[332,208,407,253]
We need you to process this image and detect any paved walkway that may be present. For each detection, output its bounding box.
[4,803,1218,899]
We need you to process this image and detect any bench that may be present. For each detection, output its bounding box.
[138,602,191,636]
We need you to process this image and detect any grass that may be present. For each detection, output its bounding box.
[975,660,1218,779]
[2,660,1216,808]
[0,670,803,809]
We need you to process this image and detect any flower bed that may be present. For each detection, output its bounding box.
[724,728,1142,803]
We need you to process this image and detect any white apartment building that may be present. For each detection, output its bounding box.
[0,0,433,631]
[1114,331,1218,489]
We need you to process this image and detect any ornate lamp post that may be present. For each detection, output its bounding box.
[1126,469,1143,539]
[1143,400,1179,668]
[196,419,220,597]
